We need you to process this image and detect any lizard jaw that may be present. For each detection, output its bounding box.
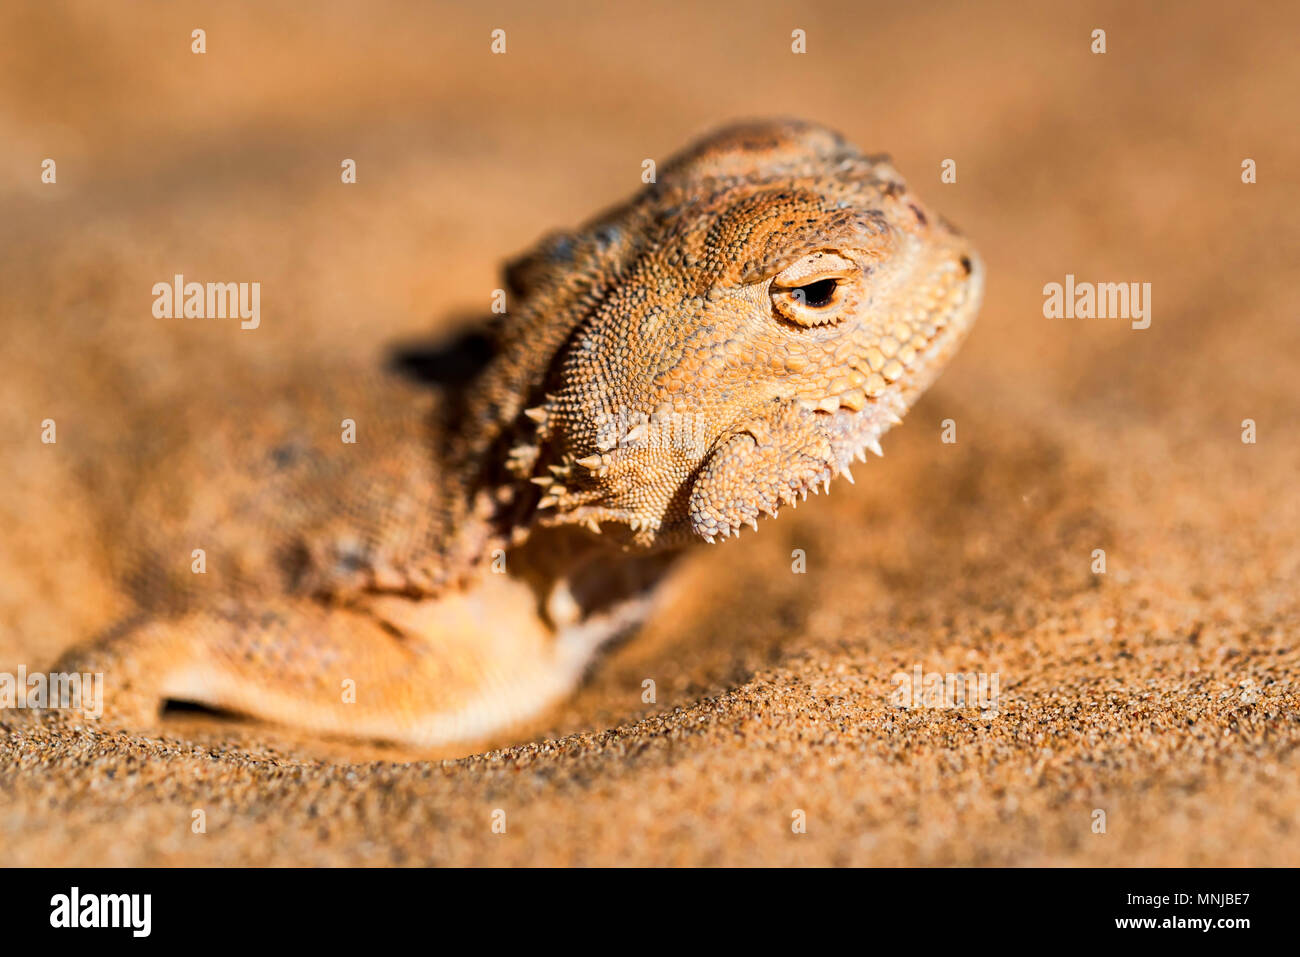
[687,398,897,545]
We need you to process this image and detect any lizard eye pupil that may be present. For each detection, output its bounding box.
[795,278,838,308]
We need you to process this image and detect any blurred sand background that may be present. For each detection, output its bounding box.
[1,0,1298,865]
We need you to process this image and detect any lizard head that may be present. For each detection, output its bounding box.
[493,120,983,549]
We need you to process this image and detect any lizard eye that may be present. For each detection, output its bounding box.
[769,252,859,327]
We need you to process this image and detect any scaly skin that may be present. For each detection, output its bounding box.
[42,120,983,748]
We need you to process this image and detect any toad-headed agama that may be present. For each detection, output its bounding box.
[46,120,984,747]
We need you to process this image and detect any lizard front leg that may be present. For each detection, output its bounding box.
[45,570,653,748]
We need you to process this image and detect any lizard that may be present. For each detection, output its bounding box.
[40,119,984,748]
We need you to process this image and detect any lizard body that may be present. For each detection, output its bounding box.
[48,120,983,747]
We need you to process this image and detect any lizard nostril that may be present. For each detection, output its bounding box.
[959,256,972,276]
